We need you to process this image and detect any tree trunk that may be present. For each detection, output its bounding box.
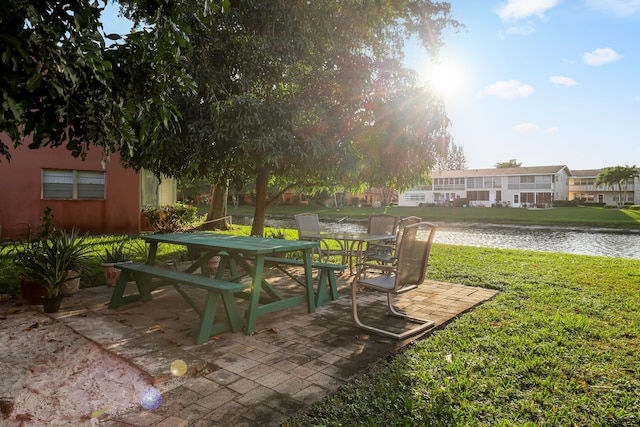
[202,184,229,230]
[250,167,270,237]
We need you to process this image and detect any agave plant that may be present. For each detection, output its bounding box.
[15,228,92,298]
[100,238,132,263]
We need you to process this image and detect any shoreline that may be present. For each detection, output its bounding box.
[246,214,640,235]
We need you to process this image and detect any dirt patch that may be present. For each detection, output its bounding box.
[0,302,152,426]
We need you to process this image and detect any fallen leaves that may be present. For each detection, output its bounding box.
[21,322,40,332]
[251,327,280,335]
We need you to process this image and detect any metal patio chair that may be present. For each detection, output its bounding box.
[364,214,400,259]
[294,213,333,260]
[366,216,422,265]
[351,222,437,339]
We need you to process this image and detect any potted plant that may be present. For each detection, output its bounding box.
[15,228,91,312]
[100,238,132,287]
[0,244,19,302]
[264,229,288,258]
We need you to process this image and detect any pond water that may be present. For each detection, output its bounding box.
[233,216,640,260]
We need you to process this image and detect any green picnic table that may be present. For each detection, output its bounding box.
[108,232,319,339]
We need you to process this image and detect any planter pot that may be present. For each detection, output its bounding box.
[140,211,154,232]
[207,256,221,276]
[102,261,132,287]
[42,296,63,313]
[19,277,45,305]
[59,270,81,296]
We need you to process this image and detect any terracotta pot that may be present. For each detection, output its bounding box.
[42,296,63,313]
[19,277,45,305]
[207,256,221,276]
[101,261,131,287]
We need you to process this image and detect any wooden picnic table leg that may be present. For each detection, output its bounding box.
[108,265,133,308]
[315,269,339,307]
[146,242,159,265]
[194,291,221,344]
[302,248,316,313]
[107,268,154,308]
[244,255,265,335]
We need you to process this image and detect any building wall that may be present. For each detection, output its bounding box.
[0,139,140,240]
[569,174,638,205]
[399,167,571,208]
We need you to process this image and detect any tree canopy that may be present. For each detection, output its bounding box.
[495,159,522,168]
[0,0,196,162]
[2,0,461,237]
[121,0,460,235]
[435,140,467,171]
[596,165,639,208]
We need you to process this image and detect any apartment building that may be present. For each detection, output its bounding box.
[569,169,639,205]
[399,165,572,208]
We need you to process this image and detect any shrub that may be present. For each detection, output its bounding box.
[553,200,581,207]
[143,202,198,233]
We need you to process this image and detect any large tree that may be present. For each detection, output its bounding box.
[435,140,467,171]
[596,165,639,208]
[495,159,522,168]
[124,0,460,236]
[0,0,196,162]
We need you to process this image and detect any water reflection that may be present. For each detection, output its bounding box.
[234,216,640,260]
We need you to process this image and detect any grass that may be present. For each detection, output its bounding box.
[3,222,639,424]
[224,204,640,230]
[0,226,294,294]
[0,234,203,294]
[285,246,640,426]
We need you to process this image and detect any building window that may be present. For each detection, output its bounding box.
[484,176,501,188]
[467,177,483,189]
[520,192,535,203]
[536,192,552,205]
[43,169,105,200]
[404,193,426,202]
[467,191,489,201]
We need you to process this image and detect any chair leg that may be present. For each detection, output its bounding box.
[386,294,435,331]
[351,283,435,340]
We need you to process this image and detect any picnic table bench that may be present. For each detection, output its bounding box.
[108,232,320,338]
[109,262,244,344]
[262,257,347,307]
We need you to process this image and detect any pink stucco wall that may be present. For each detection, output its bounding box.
[0,137,141,240]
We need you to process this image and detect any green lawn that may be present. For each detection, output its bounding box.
[4,224,639,424]
[285,245,640,426]
[223,204,640,230]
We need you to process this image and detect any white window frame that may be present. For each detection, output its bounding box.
[42,169,106,200]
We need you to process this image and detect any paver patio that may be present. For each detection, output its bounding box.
[2,267,497,426]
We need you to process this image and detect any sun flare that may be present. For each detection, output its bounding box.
[417,57,468,104]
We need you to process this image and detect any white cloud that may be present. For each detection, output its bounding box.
[546,126,560,134]
[550,75,577,86]
[496,0,562,22]
[482,80,535,99]
[514,123,539,133]
[586,0,640,15]
[506,22,537,35]
[583,47,623,65]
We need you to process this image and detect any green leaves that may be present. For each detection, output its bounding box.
[1,0,194,162]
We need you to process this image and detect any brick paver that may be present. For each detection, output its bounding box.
[37,268,497,426]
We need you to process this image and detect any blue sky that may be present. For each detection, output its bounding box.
[405,0,640,170]
[102,1,640,171]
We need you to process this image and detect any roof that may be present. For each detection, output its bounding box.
[430,165,572,178]
[570,169,604,177]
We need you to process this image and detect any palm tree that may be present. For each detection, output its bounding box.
[596,165,639,208]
